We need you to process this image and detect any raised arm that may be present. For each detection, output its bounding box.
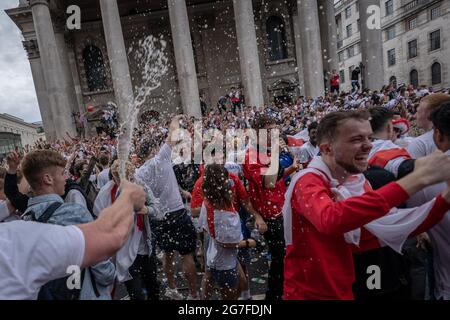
[77,181,146,268]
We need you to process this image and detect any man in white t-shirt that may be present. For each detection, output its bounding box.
[407,102,450,300]
[408,94,450,158]
[134,115,199,300]
[295,122,319,165]
[96,153,111,189]
[0,181,145,300]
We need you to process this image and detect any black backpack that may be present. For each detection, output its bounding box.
[63,179,97,219]
[28,202,100,300]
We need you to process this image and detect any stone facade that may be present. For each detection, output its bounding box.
[6,0,346,140]
[0,113,45,149]
[336,0,449,92]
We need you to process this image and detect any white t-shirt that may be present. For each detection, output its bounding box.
[407,130,437,159]
[97,168,111,189]
[407,179,450,300]
[65,189,88,209]
[0,221,85,300]
[135,144,184,214]
[201,204,242,271]
[294,142,319,164]
[0,200,10,222]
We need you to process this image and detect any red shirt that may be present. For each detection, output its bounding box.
[330,74,340,87]
[191,172,249,212]
[284,172,450,300]
[242,148,286,220]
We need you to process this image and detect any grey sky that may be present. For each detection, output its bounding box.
[0,0,41,123]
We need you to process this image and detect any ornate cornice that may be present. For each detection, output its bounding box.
[22,38,40,59]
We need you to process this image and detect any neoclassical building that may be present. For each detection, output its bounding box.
[6,0,383,140]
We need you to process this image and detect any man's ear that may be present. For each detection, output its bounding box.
[41,172,53,186]
[319,142,331,156]
[434,129,445,147]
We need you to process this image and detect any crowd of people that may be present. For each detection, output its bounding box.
[1,82,450,301]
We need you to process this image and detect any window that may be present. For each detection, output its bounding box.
[407,17,417,30]
[408,39,418,59]
[386,26,396,40]
[387,48,396,66]
[431,6,441,20]
[345,6,352,19]
[338,51,345,62]
[266,16,288,61]
[347,46,355,58]
[385,0,394,16]
[340,70,345,83]
[432,62,441,85]
[430,30,441,51]
[354,43,360,55]
[82,45,108,92]
[410,69,419,88]
[346,24,353,37]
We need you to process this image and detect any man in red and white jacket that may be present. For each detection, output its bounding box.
[283,110,450,300]
[367,107,414,179]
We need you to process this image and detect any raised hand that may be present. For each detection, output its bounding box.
[6,151,21,174]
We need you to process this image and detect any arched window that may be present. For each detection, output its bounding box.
[410,69,419,88]
[83,45,108,92]
[389,76,397,87]
[431,62,441,85]
[266,16,288,61]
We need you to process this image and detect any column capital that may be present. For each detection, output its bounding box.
[29,0,49,8]
[22,38,40,59]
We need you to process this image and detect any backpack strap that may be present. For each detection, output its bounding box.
[33,202,63,223]
[88,267,100,298]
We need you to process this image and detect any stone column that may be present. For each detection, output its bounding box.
[29,0,77,140]
[100,0,136,166]
[318,0,339,90]
[359,0,384,90]
[297,0,325,98]
[292,12,305,95]
[23,38,56,141]
[54,31,82,115]
[232,0,264,108]
[167,0,202,117]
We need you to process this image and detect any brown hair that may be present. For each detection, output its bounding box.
[21,150,66,190]
[252,114,277,130]
[421,93,450,115]
[99,154,110,167]
[316,110,370,144]
[202,164,233,210]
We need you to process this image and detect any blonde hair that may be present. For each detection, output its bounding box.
[421,93,450,114]
[110,160,134,180]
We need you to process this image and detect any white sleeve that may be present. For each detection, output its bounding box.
[65,189,88,209]
[0,222,85,299]
[0,201,10,222]
[407,138,426,159]
[156,143,172,162]
[385,157,407,178]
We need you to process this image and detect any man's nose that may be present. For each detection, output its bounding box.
[363,139,373,151]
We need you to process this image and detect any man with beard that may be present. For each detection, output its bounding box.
[283,110,450,300]
[296,122,319,165]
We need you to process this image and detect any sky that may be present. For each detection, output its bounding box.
[0,0,42,123]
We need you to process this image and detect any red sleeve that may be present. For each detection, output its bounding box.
[409,195,450,236]
[293,173,410,236]
[230,174,249,202]
[191,177,204,209]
